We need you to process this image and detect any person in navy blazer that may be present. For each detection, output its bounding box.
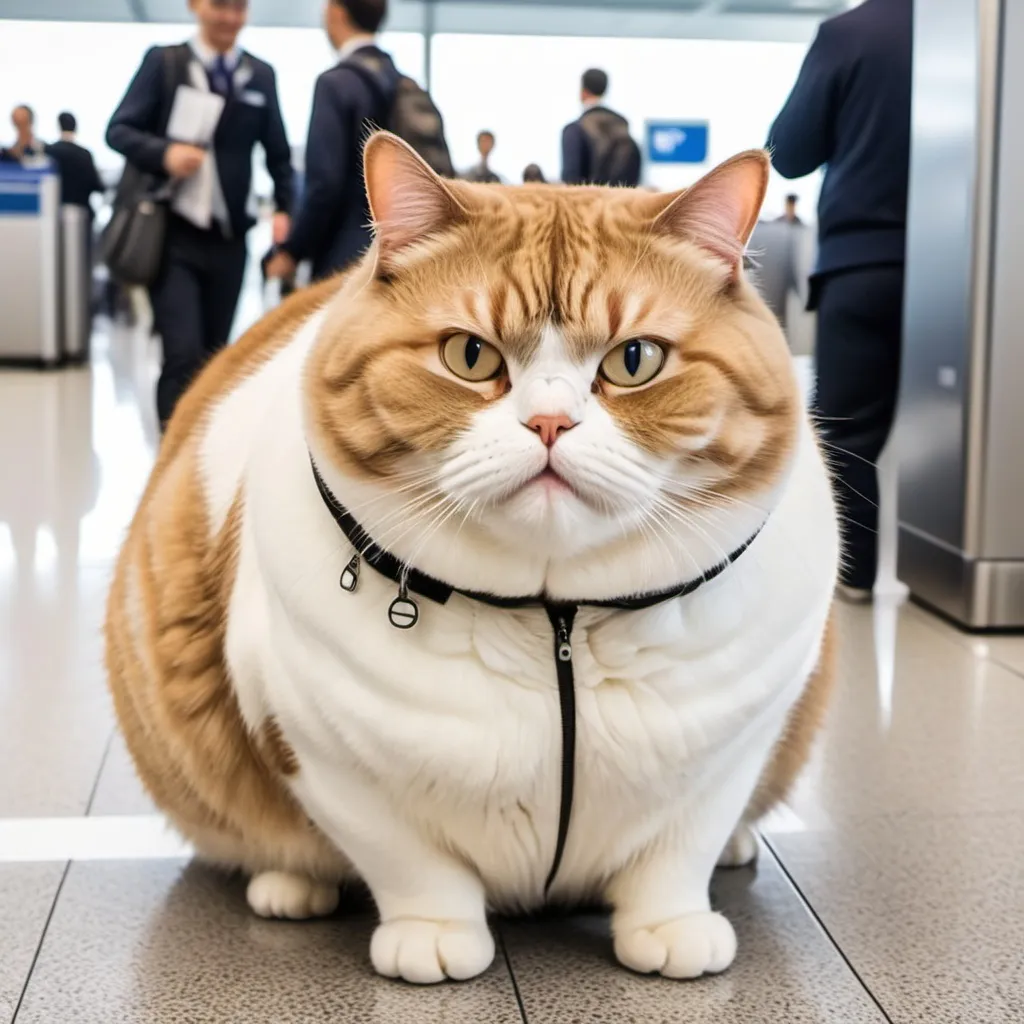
[265,0,396,283]
[107,0,294,428]
[768,0,912,599]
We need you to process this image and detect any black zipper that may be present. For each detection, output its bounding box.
[543,603,579,894]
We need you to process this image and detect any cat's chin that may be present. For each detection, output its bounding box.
[481,477,623,559]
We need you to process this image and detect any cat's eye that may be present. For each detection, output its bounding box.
[600,339,667,388]
[440,333,505,382]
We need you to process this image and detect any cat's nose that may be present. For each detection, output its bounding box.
[526,414,576,448]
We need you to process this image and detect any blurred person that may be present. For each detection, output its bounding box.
[1,105,45,162]
[522,163,546,183]
[266,0,394,282]
[561,69,641,187]
[45,113,104,217]
[768,0,912,601]
[463,131,501,184]
[777,194,803,226]
[107,0,294,429]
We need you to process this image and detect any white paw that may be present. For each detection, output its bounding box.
[614,911,737,980]
[247,871,339,920]
[371,918,495,985]
[717,824,759,868]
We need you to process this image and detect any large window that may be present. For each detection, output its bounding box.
[430,33,818,216]
[0,19,819,217]
[0,20,423,167]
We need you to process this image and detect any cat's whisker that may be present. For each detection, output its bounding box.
[353,489,450,542]
[641,505,707,582]
[370,495,454,554]
[402,497,468,575]
[649,498,734,569]
[817,440,881,471]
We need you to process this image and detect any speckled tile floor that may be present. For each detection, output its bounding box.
[2,325,1023,1023]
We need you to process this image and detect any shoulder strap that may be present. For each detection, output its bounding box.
[158,44,191,136]
[343,57,394,129]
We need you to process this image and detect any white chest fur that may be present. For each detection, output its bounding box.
[211,319,837,914]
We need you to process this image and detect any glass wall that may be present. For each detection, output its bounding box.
[432,33,817,216]
[0,20,423,166]
[0,19,818,218]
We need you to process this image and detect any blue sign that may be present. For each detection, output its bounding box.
[646,122,709,164]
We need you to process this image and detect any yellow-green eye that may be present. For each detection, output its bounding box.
[441,333,505,382]
[600,339,666,388]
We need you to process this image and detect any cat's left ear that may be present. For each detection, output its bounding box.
[363,131,466,272]
[648,150,770,278]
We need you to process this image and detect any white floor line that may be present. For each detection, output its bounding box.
[0,815,193,863]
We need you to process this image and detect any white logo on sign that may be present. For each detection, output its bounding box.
[652,128,687,154]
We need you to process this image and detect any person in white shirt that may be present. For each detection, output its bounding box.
[462,131,502,184]
[107,0,294,428]
[1,106,45,163]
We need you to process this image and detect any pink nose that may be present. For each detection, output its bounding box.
[527,414,576,448]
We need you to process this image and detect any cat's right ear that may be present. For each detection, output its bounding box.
[363,132,466,273]
[643,150,770,279]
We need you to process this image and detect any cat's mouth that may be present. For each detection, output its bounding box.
[521,466,585,502]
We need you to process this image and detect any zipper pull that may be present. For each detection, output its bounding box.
[339,555,360,593]
[557,617,573,662]
[388,580,420,630]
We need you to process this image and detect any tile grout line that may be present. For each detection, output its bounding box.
[760,833,896,1024]
[497,924,531,1024]
[9,729,116,1023]
[84,728,117,817]
[10,861,71,1024]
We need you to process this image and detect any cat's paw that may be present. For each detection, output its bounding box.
[371,918,495,984]
[717,824,759,868]
[247,871,340,920]
[614,911,737,980]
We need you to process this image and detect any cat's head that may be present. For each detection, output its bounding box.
[306,134,799,598]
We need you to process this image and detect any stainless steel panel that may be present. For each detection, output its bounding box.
[900,527,1024,629]
[60,205,92,362]
[899,0,997,551]
[980,0,1024,558]
[0,172,61,364]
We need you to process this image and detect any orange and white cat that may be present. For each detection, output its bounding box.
[106,133,838,986]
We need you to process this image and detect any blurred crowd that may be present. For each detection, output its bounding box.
[1,0,911,598]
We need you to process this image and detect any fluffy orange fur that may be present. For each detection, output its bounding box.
[105,135,833,884]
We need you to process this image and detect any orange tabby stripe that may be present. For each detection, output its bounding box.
[106,279,350,880]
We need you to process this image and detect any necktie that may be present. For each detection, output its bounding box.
[210,55,233,99]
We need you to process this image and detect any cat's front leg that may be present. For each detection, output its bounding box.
[294,766,493,985]
[606,752,772,980]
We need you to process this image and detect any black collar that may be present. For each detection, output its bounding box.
[311,456,763,894]
[311,458,761,620]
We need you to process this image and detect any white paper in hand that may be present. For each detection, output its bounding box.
[167,86,225,146]
[167,86,225,230]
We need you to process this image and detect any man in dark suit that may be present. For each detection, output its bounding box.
[463,131,502,184]
[107,0,294,428]
[46,113,104,216]
[768,0,912,601]
[266,0,392,283]
[561,69,641,187]
[1,105,45,163]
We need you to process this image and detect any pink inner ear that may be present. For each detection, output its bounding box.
[656,154,768,270]
[365,135,461,264]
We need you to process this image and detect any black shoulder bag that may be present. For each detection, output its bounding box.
[102,45,190,287]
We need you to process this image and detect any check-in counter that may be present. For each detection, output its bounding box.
[61,204,92,363]
[0,165,61,365]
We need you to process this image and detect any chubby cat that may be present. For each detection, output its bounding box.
[106,133,839,985]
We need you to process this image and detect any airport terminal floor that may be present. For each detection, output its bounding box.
[3,294,1024,1023]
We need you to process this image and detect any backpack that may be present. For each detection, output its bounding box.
[579,109,642,187]
[346,56,455,178]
